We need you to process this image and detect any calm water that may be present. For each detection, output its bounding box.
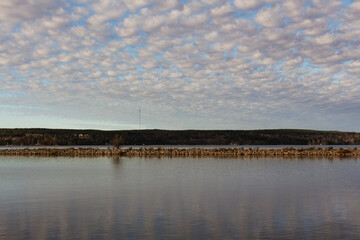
[1,156,360,239]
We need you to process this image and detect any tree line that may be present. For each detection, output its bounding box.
[1,128,360,146]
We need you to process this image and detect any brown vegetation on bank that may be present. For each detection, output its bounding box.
[0,147,359,158]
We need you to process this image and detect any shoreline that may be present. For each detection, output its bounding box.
[0,147,359,158]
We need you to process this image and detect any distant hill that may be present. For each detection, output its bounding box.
[0,128,360,146]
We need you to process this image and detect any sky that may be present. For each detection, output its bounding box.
[0,0,359,131]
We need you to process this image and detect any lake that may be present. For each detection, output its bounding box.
[1,144,360,150]
[1,156,360,239]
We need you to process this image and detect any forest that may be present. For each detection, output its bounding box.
[1,128,360,146]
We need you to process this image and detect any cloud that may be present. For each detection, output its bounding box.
[123,0,153,12]
[0,0,359,130]
[87,0,126,27]
[0,0,61,23]
[234,0,263,10]
[254,5,283,28]
[210,3,234,17]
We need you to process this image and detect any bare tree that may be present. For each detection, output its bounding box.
[111,135,125,149]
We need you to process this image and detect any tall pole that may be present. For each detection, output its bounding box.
[139,106,141,130]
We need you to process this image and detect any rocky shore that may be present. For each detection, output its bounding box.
[0,147,359,158]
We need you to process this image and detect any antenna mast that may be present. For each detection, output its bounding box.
[138,106,141,130]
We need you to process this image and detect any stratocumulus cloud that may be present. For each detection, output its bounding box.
[0,0,359,130]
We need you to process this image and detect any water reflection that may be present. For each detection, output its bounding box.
[111,156,123,167]
[1,157,360,239]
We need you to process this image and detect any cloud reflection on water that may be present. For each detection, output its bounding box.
[0,157,360,239]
